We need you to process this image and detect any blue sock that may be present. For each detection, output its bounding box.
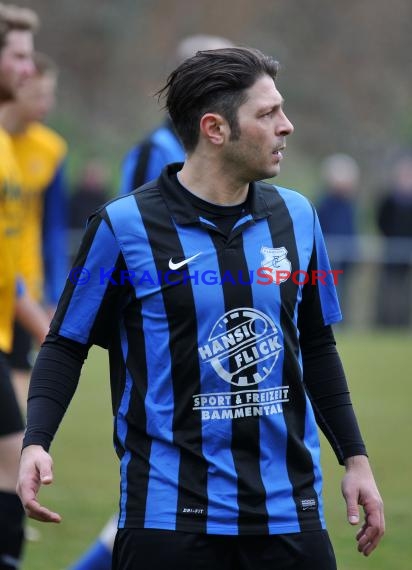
[68,539,112,570]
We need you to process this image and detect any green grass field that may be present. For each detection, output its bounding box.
[22,330,412,570]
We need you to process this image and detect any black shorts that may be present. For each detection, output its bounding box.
[9,321,33,371]
[112,528,337,570]
[0,350,24,436]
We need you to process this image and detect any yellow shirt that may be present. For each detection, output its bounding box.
[0,126,23,353]
[11,122,67,301]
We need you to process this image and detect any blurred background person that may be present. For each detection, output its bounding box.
[119,34,233,195]
[0,4,50,568]
[67,33,234,570]
[69,158,110,254]
[1,51,69,412]
[316,153,360,322]
[375,151,412,327]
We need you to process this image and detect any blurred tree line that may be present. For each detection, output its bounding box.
[19,0,412,204]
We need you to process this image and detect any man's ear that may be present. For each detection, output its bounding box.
[199,113,229,146]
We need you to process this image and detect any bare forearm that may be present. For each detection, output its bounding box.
[15,294,50,345]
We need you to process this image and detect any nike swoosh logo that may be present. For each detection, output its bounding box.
[168,252,202,270]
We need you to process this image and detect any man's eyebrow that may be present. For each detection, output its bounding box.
[261,99,285,112]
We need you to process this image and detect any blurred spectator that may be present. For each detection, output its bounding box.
[375,152,412,327]
[70,159,110,229]
[2,51,68,410]
[0,3,47,565]
[119,34,234,194]
[3,52,68,311]
[316,153,360,320]
[69,159,110,255]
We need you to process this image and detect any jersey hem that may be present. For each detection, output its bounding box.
[119,517,325,535]
[54,326,89,345]
[323,311,342,326]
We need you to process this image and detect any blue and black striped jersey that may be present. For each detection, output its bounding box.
[51,163,342,535]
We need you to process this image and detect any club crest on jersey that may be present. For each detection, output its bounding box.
[198,308,283,386]
[261,246,291,283]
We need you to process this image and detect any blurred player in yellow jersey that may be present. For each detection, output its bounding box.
[2,51,68,410]
[0,4,49,568]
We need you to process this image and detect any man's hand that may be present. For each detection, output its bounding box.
[16,445,62,523]
[342,455,385,556]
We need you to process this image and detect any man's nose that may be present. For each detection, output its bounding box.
[277,111,294,136]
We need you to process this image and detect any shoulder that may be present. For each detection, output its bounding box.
[87,181,163,247]
[259,181,314,218]
[139,124,183,160]
[151,124,176,144]
[0,127,13,155]
[103,180,161,220]
[150,125,184,158]
[0,127,20,183]
[17,123,67,162]
[123,123,183,164]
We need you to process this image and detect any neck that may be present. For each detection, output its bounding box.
[0,103,28,133]
[178,151,249,206]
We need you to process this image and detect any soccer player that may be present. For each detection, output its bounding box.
[2,51,68,411]
[119,34,233,195]
[67,34,235,570]
[0,4,49,569]
[18,47,384,570]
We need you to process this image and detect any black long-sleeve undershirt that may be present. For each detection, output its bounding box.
[23,334,89,451]
[300,325,366,464]
[23,327,366,464]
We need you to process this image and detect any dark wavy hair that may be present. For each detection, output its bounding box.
[158,46,279,153]
[0,3,39,51]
